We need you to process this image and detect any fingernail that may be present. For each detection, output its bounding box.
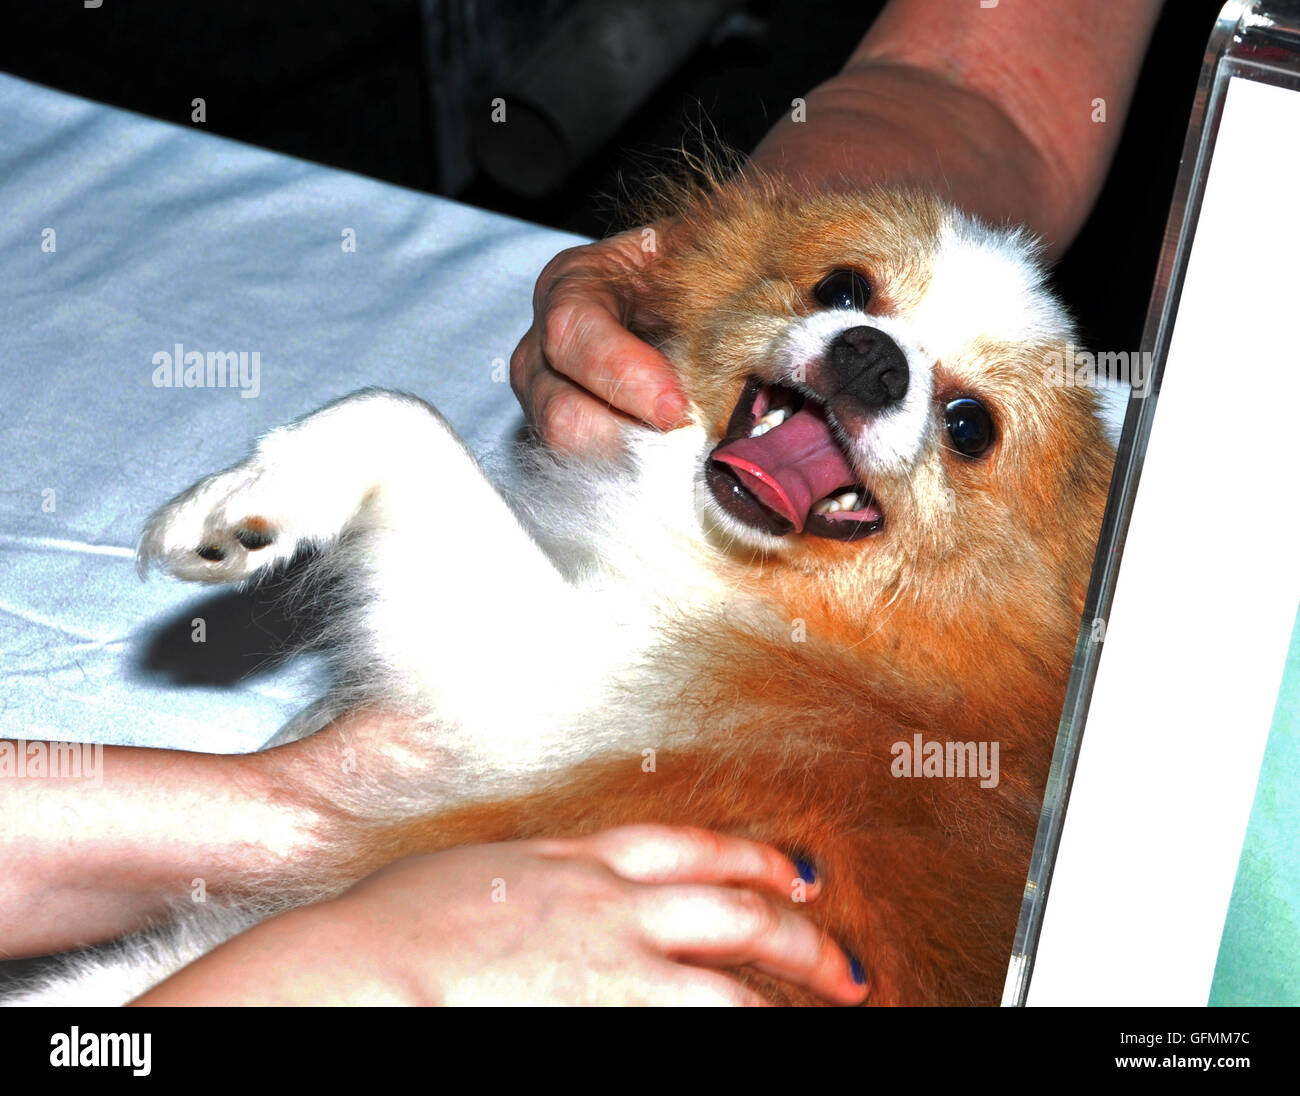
[655,392,688,428]
[848,955,866,986]
[793,858,817,885]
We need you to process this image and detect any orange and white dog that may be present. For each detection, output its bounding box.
[14,179,1115,1005]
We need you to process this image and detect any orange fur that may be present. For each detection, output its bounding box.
[345,178,1114,1005]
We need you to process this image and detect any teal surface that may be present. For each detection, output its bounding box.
[1209,601,1300,1005]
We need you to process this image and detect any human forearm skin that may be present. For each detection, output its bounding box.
[751,0,1165,257]
[0,743,325,956]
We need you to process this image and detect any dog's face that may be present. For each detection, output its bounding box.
[640,183,1113,623]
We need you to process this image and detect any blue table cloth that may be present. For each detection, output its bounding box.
[0,73,585,752]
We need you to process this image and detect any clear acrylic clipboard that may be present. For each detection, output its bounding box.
[1005,0,1300,1006]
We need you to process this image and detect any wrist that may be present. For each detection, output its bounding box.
[132,898,417,1006]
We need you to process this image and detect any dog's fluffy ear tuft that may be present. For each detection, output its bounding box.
[609,131,749,230]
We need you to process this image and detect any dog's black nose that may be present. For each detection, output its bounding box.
[825,326,909,409]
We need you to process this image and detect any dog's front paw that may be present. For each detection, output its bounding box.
[137,463,292,583]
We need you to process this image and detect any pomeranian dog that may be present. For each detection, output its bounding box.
[11,176,1114,1006]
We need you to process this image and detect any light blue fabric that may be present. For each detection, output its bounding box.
[0,74,587,752]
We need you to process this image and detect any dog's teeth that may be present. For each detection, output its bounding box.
[835,491,861,511]
[813,498,839,515]
[748,407,791,437]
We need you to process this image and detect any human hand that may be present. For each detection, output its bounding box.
[509,227,689,457]
[333,824,866,1006]
[136,825,867,1006]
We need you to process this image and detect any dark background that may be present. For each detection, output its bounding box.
[0,0,1226,356]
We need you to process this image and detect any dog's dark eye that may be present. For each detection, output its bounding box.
[944,398,994,457]
[814,269,871,311]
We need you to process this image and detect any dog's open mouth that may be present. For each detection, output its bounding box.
[705,378,884,541]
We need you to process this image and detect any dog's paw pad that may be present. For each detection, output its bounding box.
[234,520,276,551]
[196,545,227,562]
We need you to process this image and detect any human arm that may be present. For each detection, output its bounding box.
[132,826,865,1006]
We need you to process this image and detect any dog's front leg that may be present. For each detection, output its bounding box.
[139,390,556,586]
[140,390,605,786]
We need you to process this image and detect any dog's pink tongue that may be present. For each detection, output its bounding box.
[711,407,855,533]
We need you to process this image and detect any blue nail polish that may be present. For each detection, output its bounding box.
[849,955,866,986]
[793,858,817,885]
